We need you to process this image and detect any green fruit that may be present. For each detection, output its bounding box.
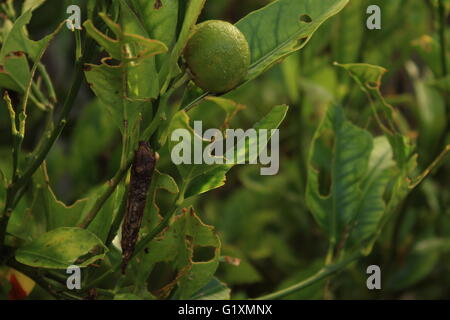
[183,20,250,93]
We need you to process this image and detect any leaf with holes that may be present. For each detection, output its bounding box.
[167,105,288,198]
[0,9,62,110]
[334,62,415,168]
[130,208,220,299]
[236,0,349,81]
[306,104,374,245]
[128,0,180,71]
[84,7,167,134]
[347,137,396,250]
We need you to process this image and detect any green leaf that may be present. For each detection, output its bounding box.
[84,183,126,243]
[142,170,179,232]
[0,53,30,92]
[129,0,179,70]
[15,227,108,269]
[132,208,220,300]
[191,278,231,300]
[335,62,415,168]
[406,63,447,154]
[119,0,161,100]
[0,9,60,109]
[306,104,374,244]
[348,137,396,248]
[334,63,388,94]
[7,165,86,240]
[236,0,349,81]
[168,105,288,198]
[331,1,365,64]
[185,166,230,199]
[219,246,263,286]
[204,96,245,127]
[0,10,53,62]
[84,11,167,133]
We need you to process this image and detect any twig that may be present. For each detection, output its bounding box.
[78,156,133,229]
[37,62,58,104]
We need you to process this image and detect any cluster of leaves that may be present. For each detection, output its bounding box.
[0,0,449,300]
[204,0,450,299]
[0,0,352,300]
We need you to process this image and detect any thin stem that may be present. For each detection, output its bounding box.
[325,242,335,265]
[78,156,133,229]
[183,92,209,112]
[31,80,51,110]
[0,192,13,257]
[12,37,96,194]
[3,92,22,183]
[0,36,96,255]
[37,62,58,104]
[105,185,129,247]
[410,144,450,189]
[141,73,189,141]
[255,252,361,300]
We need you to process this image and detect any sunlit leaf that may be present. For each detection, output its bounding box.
[129,0,179,70]
[16,227,107,269]
[236,0,349,81]
[167,105,288,198]
[84,10,168,134]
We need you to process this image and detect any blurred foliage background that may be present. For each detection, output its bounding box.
[1,0,449,299]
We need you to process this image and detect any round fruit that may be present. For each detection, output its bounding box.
[183,20,250,93]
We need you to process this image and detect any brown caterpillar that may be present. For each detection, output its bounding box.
[121,141,156,274]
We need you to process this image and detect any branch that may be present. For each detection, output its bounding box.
[78,157,132,229]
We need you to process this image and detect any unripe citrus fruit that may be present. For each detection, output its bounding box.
[183,20,250,93]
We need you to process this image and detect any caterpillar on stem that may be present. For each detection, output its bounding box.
[121,141,157,274]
